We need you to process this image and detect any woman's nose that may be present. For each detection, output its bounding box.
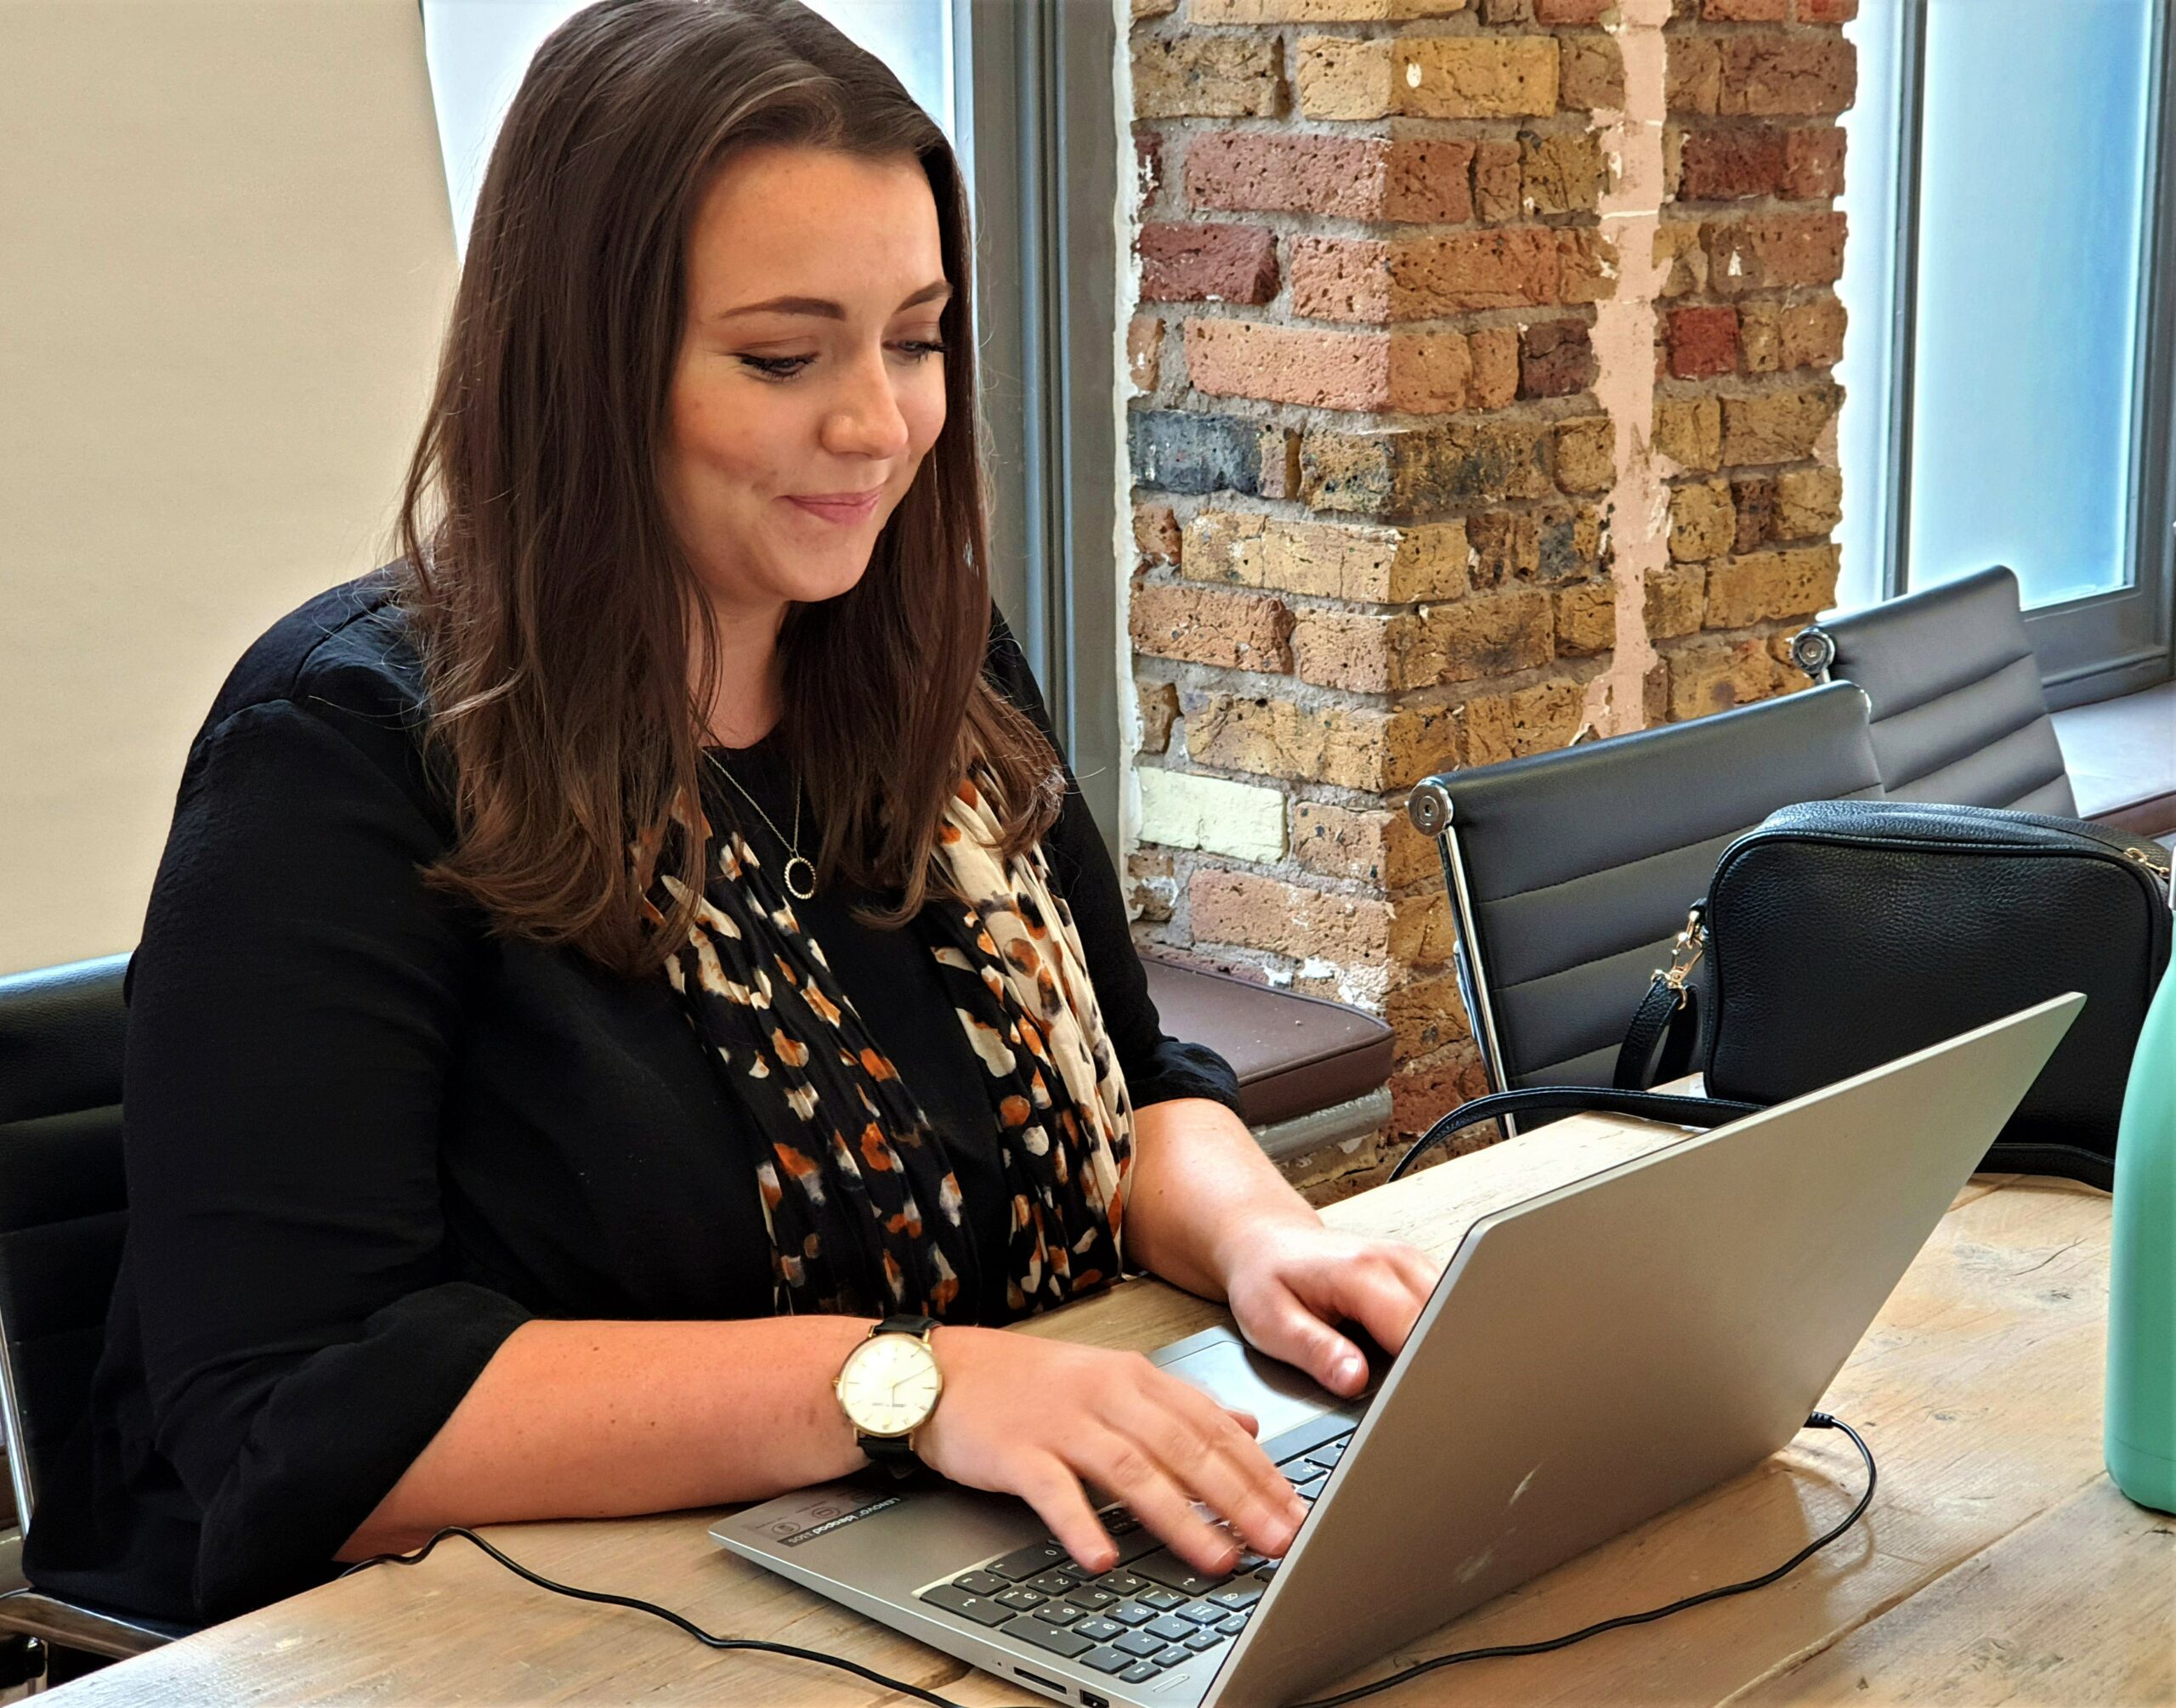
[821,347,913,459]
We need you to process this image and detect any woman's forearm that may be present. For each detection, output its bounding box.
[339,1314,875,1558]
[1122,1097,1320,1299]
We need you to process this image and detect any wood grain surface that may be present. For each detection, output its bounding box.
[45,1116,2159,1706]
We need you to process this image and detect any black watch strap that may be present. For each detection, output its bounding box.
[856,1315,940,1477]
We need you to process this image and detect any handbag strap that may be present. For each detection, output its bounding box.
[1613,902,1708,1092]
[1388,1085,1765,1182]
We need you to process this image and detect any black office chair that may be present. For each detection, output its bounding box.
[1789,566,2078,814]
[0,954,185,1683]
[1405,683,1884,1117]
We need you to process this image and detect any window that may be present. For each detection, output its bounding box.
[1836,0,2176,705]
[416,0,1120,847]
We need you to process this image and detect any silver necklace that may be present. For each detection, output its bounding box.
[703,749,816,901]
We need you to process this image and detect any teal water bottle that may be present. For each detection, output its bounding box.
[2107,955,2176,1513]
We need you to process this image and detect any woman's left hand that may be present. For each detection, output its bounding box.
[1219,1222,1443,1400]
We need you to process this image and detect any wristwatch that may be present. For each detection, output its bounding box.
[835,1313,944,1476]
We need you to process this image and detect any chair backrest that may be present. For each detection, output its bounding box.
[0,954,131,1530]
[1408,684,1883,1092]
[1794,566,2077,815]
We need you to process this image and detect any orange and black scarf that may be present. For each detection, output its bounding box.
[647,766,1132,1322]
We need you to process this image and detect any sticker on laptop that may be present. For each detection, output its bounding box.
[740,1484,908,1547]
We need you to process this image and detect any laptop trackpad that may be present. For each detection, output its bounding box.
[1151,1327,1363,1446]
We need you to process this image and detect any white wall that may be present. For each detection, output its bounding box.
[0,0,457,975]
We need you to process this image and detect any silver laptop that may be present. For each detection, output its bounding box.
[714,995,2082,1707]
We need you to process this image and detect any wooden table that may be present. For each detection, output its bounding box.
[47,1111,2169,1706]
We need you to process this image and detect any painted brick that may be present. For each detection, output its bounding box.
[1704,544,1840,627]
[1130,583,1295,671]
[1521,130,1606,215]
[1455,675,1587,766]
[1183,691,1456,789]
[1299,419,1553,517]
[1184,320,1475,413]
[1554,416,1617,494]
[1558,34,1625,110]
[1133,35,1284,120]
[1703,212,1846,293]
[1186,134,1476,224]
[1183,512,1470,602]
[1666,305,1738,378]
[1136,681,1180,754]
[1783,127,1846,199]
[1473,139,1524,222]
[1293,801,1439,889]
[1775,467,1844,538]
[1669,478,1736,562]
[1720,384,1840,466]
[1653,396,1722,471]
[1519,320,1595,399]
[1192,0,1471,18]
[1136,766,1289,862]
[1715,35,1856,117]
[1127,315,1162,393]
[1137,222,1279,304]
[1130,410,1263,494]
[1556,577,1616,656]
[1297,35,1559,121]
[1677,129,1788,201]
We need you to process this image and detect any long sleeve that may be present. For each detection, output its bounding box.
[121,695,530,1617]
[981,614,1244,1118]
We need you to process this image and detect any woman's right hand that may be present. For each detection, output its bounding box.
[914,1326,1307,1578]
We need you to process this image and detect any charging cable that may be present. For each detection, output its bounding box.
[343,1413,1876,1708]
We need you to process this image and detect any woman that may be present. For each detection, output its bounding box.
[26,0,1439,1627]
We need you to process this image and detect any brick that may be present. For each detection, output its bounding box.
[1130,410,1263,494]
[1782,297,1846,368]
[1703,0,1784,17]
[1775,466,1843,538]
[1473,140,1524,222]
[1389,1050,1493,1145]
[1521,130,1606,215]
[1731,475,1778,552]
[1644,561,1707,637]
[1185,691,1456,789]
[1300,419,1553,517]
[1534,0,1612,19]
[1737,303,1782,374]
[1666,305,1737,378]
[1538,503,1602,581]
[1136,681,1180,754]
[1134,501,1182,566]
[1135,126,1164,204]
[1456,674,1587,766]
[1185,320,1475,413]
[1557,34,1625,110]
[1653,397,1721,471]
[1482,0,1533,16]
[1137,767,1288,862]
[1519,320,1595,399]
[1384,970,1474,1057]
[1258,425,1302,500]
[1294,802,1439,889]
[1132,36,1284,120]
[1703,212,1846,293]
[1192,0,1472,18]
[1299,35,1558,121]
[1130,583,1294,670]
[1469,325,1522,410]
[1716,35,1856,117]
[1137,222,1278,304]
[1558,231,1616,304]
[1653,221,1708,297]
[1127,315,1162,393]
[1187,134,1476,224]
[1799,0,1859,20]
[1311,229,1567,318]
[1783,127,1846,199]
[1289,608,1408,693]
[1132,0,1177,14]
[1667,37,1721,116]
[1554,416,1616,494]
[1467,512,1538,588]
[1126,849,1176,923]
[1704,544,1840,627]
[1669,479,1735,562]
[1720,384,1840,467]
[1183,511,1470,602]
[1556,577,1615,656]
[1677,129,1788,201]
[1663,634,1797,718]
[1409,585,1556,683]
[1190,870,1391,964]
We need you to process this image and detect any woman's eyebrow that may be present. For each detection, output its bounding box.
[713,280,952,321]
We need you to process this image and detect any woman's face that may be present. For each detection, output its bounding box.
[662,145,950,618]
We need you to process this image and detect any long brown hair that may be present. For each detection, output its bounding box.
[397,0,1061,978]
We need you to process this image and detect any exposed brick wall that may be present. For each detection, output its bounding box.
[1120,0,1853,1201]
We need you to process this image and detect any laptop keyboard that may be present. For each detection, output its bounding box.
[916,1428,1352,1688]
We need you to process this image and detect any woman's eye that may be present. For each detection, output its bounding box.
[736,342,948,382]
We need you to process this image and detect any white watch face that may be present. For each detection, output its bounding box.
[838,1332,941,1437]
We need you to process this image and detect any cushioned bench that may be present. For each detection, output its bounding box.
[2054,680,2176,846]
[1141,954,1394,1160]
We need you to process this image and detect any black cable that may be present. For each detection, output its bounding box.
[341,1413,1876,1708]
[1286,1414,1878,1707]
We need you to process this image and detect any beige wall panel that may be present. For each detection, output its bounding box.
[0,0,456,973]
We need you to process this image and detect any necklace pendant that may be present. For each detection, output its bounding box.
[783,855,817,901]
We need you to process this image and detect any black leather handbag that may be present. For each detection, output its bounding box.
[1396,801,2173,1191]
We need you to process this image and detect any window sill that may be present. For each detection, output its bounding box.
[2053,680,2176,837]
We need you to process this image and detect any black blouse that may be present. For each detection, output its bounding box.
[24,571,1240,1625]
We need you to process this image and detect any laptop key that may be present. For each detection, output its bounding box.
[1094,1570,1152,1598]
[1108,1601,1157,1627]
[1114,1629,1167,1659]
[1005,1617,1095,1660]
[1183,1630,1227,1652]
[1176,1602,1226,1626]
[994,1588,1046,1612]
[1216,1615,1249,1637]
[1130,1551,1233,1598]
[1253,1560,1278,1579]
[1023,1570,1080,1597]
[1155,1647,1194,1667]
[1137,1586,1187,1611]
[986,1542,1071,1582]
[951,1571,1008,1598]
[1033,1603,1084,1626]
[1080,1647,1134,1676]
[1064,1586,1119,1612]
[1145,1615,1195,1643]
[1119,1663,1161,1684]
[1074,1617,1125,1644]
[1207,1582,1264,1612]
[917,1584,1014,1628]
[1281,1462,1324,1488]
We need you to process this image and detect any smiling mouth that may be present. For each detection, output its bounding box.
[784,491,883,523]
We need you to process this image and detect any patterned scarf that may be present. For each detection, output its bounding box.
[644,765,1133,1322]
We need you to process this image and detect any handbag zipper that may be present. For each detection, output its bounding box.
[2124,845,2172,881]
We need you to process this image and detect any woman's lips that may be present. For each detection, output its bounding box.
[784,490,882,523]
